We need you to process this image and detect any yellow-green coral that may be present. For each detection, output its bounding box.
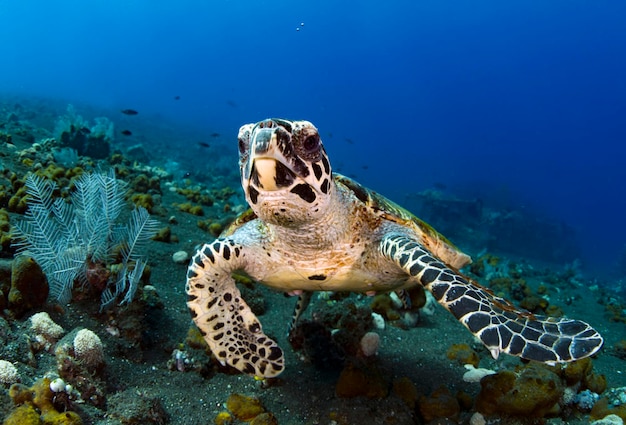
[176,186,214,206]
[197,219,223,236]
[226,393,265,421]
[249,412,278,425]
[175,202,204,216]
[5,378,83,425]
[185,326,209,350]
[8,256,49,316]
[152,226,172,242]
[214,411,233,425]
[130,193,154,212]
[7,185,28,213]
[446,343,480,367]
[370,294,401,321]
[0,208,12,253]
[2,404,41,425]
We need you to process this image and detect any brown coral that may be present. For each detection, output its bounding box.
[476,363,563,418]
[8,256,48,316]
[446,343,480,367]
[418,386,460,422]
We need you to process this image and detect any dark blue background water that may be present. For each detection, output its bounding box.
[1,1,625,274]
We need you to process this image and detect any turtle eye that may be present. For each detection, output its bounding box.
[302,134,320,153]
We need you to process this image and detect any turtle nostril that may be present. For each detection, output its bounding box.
[238,139,247,154]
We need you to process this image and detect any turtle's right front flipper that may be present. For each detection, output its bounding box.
[381,234,603,363]
[186,239,284,378]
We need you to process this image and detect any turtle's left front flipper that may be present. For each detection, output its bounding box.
[381,234,603,362]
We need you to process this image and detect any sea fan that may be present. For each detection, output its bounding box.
[13,170,158,308]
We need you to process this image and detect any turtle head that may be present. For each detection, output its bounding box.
[238,119,333,225]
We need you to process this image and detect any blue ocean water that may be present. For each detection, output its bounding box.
[1,1,625,274]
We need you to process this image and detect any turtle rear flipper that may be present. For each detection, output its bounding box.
[381,234,603,362]
[186,240,284,378]
[287,291,313,336]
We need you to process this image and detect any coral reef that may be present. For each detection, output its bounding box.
[215,402,278,425]
[0,98,623,425]
[591,398,626,422]
[54,105,113,159]
[72,329,104,371]
[406,189,581,262]
[462,364,496,383]
[5,377,83,424]
[0,360,19,385]
[7,255,48,316]
[392,376,420,409]
[446,343,480,367]
[473,359,607,420]
[359,331,380,357]
[335,363,388,399]
[52,147,79,169]
[0,209,12,255]
[418,385,461,423]
[225,393,266,421]
[369,287,424,328]
[49,328,107,408]
[476,364,563,418]
[29,311,65,351]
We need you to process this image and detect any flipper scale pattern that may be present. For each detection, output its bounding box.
[381,234,603,363]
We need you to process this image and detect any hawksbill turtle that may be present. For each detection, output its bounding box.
[186,118,603,378]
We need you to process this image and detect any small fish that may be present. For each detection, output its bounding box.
[174,95,180,100]
[197,142,210,148]
[226,100,238,108]
[362,165,369,170]
[121,109,138,115]
[210,132,221,138]
[344,137,354,144]
[433,182,447,190]
[120,130,133,136]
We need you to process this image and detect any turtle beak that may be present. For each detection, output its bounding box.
[247,124,298,191]
[250,157,296,190]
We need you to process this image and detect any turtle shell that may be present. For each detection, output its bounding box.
[335,174,472,270]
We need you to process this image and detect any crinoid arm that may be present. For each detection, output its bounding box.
[186,239,284,378]
[381,233,603,363]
